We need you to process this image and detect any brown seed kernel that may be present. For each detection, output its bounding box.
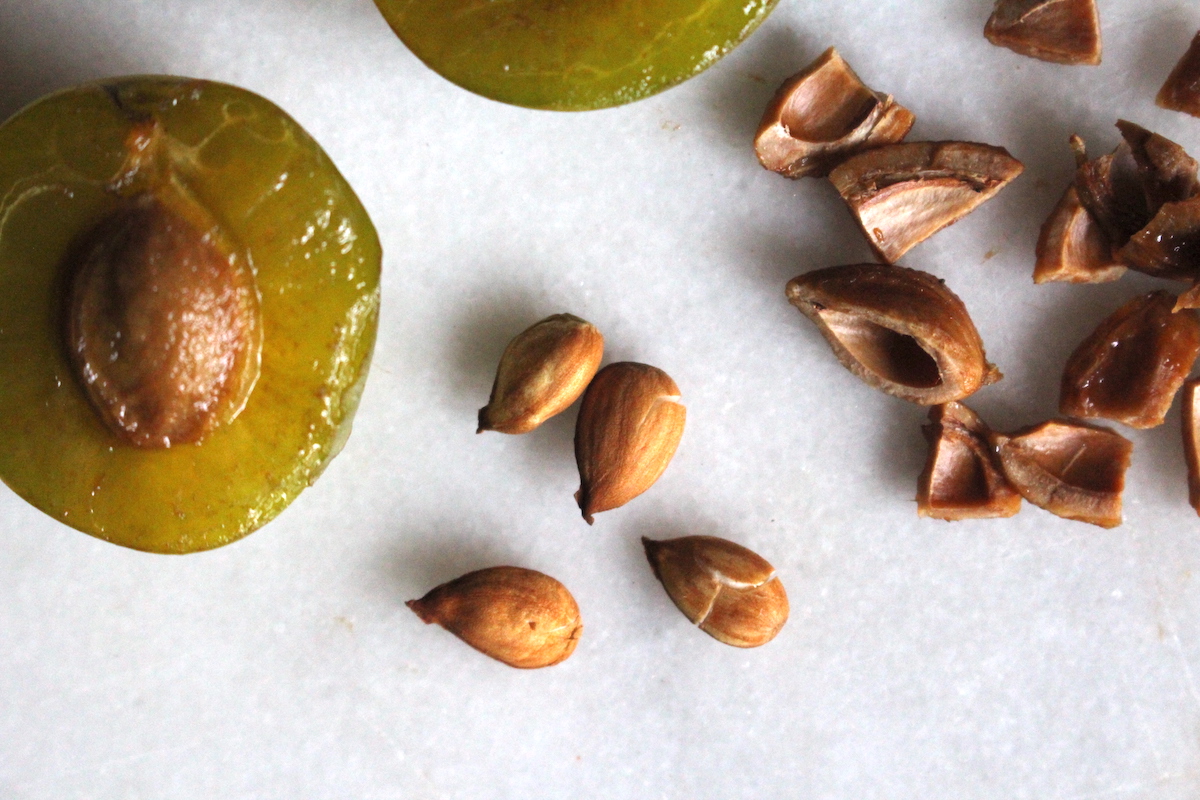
[406,566,582,669]
[574,362,685,524]
[992,419,1132,528]
[1033,184,1124,283]
[642,536,788,648]
[67,194,262,449]
[1060,291,1200,428]
[917,402,1021,520]
[785,264,1001,405]
[984,0,1102,66]
[1119,196,1200,282]
[477,313,604,434]
[1157,31,1200,118]
[828,142,1024,263]
[1181,380,1200,514]
[754,47,914,180]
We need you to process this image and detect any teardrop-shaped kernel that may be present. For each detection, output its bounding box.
[574,362,685,524]
[642,536,788,648]
[406,566,582,669]
[1157,31,1200,118]
[1060,291,1200,429]
[754,47,914,180]
[1181,379,1200,514]
[984,0,1101,65]
[785,264,1001,405]
[478,313,603,434]
[67,193,262,448]
[917,402,1021,520]
[1034,184,1124,284]
[828,141,1024,263]
[991,420,1132,528]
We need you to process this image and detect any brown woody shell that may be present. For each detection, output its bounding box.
[786,264,1001,405]
[984,0,1102,66]
[917,402,1021,520]
[828,141,1024,263]
[1060,291,1200,429]
[991,420,1132,528]
[754,47,914,180]
[1157,31,1200,118]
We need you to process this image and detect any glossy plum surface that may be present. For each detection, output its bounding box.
[374,0,779,110]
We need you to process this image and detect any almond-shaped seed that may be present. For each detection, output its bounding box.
[991,420,1132,528]
[1034,185,1124,284]
[574,362,685,524]
[917,402,1021,520]
[1060,291,1200,428]
[1157,31,1200,118]
[1119,196,1200,282]
[67,193,262,449]
[984,0,1101,66]
[642,536,788,648]
[785,264,1001,405]
[755,47,914,180]
[829,141,1024,263]
[406,566,582,669]
[1181,379,1200,514]
[477,313,603,434]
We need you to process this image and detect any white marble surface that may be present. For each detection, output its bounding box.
[2,0,1200,797]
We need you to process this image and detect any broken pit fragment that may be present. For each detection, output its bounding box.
[1034,184,1124,283]
[755,47,914,179]
[1158,31,1200,118]
[991,419,1132,528]
[917,402,1021,520]
[785,263,1001,405]
[984,0,1102,65]
[1182,380,1200,515]
[1060,291,1200,429]
[1119,196,1200,282]
[828,141,1024,264]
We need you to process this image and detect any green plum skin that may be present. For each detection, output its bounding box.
[375,0,780,110]
[0,77,381,553]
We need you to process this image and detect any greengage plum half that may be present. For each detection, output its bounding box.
[0,76,381,553]
[374,0,780,110]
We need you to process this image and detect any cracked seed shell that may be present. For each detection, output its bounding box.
[1182,379,1200,515]
[754,47,914,179]
[1119,196,1200,282]
[1034,184,1124,283]
[406,566,582,669]
[828,141,1024,263]
[785,264,1001,405]
[984,0,1102,65]
[1060,291,1200,428]
[917,402,1021,520]
[1157,31,1200,118]
[642,535,788,648]
[991,419,1132,528]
